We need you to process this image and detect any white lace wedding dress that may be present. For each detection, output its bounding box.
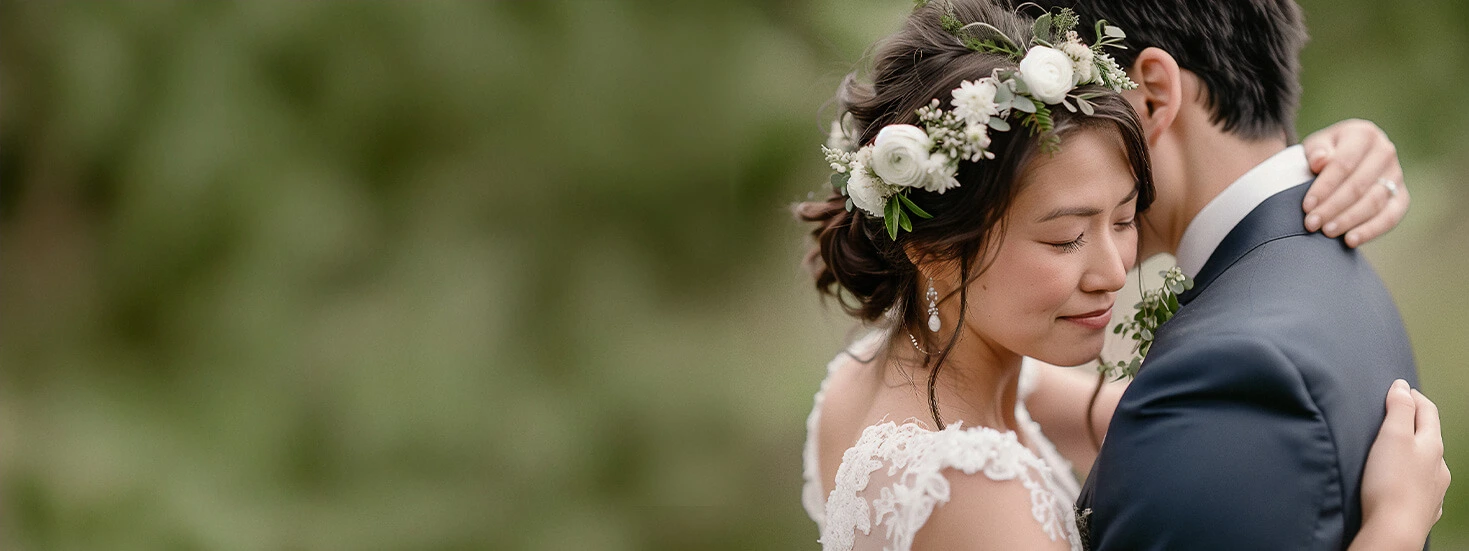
[802,331,1083,551]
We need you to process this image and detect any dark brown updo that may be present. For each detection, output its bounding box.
[796,0,1155,427]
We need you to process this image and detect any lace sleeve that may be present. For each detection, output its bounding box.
[821,422,1081,551]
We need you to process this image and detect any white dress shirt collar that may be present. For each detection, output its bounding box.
[1175,145,1314,278]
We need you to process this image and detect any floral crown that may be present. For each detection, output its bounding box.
[822,7,1136,239]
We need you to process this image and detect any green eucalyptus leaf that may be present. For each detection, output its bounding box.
[845,198,854,212]
[988,117,1012,131]
[994,84,1014,103]
[898,207,913,232]
[1077,97,1095,116]
[831,172,850,189]
[1105,25,1126,39]
[1012,97,1037,114]
[1033,13,1052,42]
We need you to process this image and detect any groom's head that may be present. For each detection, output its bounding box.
[1016,0,1309,142]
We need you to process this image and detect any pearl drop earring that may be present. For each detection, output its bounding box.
[926,278,941,332]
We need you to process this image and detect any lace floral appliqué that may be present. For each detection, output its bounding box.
[820,421,1080,551]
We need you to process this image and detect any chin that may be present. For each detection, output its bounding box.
[1030,337,1105,368]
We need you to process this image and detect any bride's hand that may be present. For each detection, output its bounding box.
[1300,119,1410,248]
[1354,380,1450,550]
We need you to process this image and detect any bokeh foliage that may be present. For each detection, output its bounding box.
[1,1,1465,549]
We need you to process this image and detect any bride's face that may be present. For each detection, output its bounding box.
[962,128,1140,367]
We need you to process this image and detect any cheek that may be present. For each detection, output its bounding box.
[1120,228,1140,270]
[968,245,1076,331]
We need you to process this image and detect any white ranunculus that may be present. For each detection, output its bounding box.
[846,150,887,217]
[1017,46,1076,104]
[951,79,1000,127]
[870,124,935,189]
[1061,41,1095,85]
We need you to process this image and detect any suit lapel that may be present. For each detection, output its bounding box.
[1178,182,1315,306]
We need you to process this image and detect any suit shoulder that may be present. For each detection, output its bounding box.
[1130,332,1316,413]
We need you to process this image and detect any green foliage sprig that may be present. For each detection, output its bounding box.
[1102,267,1194,380]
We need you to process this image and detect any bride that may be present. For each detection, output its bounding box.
[796,2,1448,550]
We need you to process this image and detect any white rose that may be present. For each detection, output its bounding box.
[1017,46,1075,104]
[1060,41,1095,85]
[951,79,1000,127]
[846,149,887,217]
[869,124,935,189]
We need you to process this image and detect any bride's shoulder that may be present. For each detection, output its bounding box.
[918,457,1075,551]
[822,422,1073,551]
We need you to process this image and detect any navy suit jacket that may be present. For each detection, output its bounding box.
[1076,182,1419,550]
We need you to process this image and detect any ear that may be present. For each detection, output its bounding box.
[1126,47,1183,145]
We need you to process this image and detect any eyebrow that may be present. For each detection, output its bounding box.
[1035,187,1140,223]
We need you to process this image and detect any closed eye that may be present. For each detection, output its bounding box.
[1048,232,1087,253]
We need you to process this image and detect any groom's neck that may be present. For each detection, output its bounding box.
[1145,130,1290,259]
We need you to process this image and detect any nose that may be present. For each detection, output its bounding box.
[1080,229,1130,294]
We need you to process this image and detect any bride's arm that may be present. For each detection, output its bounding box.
[1023,361,1126,473]
[1347,381,1450,550]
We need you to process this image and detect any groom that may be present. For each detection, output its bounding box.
[1012,0,1420,549]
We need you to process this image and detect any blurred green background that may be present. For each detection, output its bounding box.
[2,1,1465,549]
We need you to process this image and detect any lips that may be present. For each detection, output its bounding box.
[1060,308,1113,330]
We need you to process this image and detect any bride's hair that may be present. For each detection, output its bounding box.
[796,0,1155,428]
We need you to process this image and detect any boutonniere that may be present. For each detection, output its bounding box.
[1102,267,1194,380]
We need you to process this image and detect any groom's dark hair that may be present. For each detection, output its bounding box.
[1011,0,1308,142]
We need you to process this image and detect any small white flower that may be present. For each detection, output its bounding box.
[846,149,887,217]
[870,124,935,189]
[920,152,961,194]
[1060,39,1095,85]
[963,124,991,150]
[1017,46,1076,104]
[951,79,1000,127]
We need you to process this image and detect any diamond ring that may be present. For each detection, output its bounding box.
[1379,178,1399,197]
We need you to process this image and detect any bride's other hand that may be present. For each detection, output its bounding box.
[1353,380,1450,550]
[1299,119,1410,248]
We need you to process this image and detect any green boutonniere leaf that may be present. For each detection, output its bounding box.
[1102,267,1194,380]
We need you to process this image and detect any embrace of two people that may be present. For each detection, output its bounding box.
[797,0,1450,549]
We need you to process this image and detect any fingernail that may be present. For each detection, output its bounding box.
[1305,214,1321,230]
[1303,196,1318,211]
[1393,379,1408,390]
[1323,222,1338,235]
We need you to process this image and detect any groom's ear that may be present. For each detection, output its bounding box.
[1126,47,1184,145]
